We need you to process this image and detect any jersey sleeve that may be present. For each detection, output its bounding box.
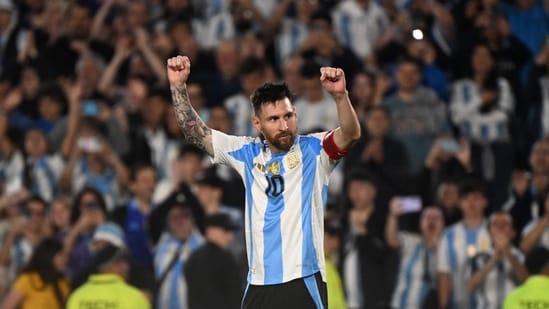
[308,131,340,173]
[211,129,257,165]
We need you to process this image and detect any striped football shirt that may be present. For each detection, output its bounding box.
[211,129,338,285]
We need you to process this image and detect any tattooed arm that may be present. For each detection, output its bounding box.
[167,56,214,156]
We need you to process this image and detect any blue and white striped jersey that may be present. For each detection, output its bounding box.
[466,247,524,309]
[449,78,514,142]
[154,230,204,309]
[391,232,437,309]
[211,129,338,285]
[437,221,491,309]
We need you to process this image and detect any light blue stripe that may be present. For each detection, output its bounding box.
[169,258,182,309]
[301,136,322,277]
[304,274,324,309]
[462,84,471,103]
[340,15,352,47]
[216,18,225,41]
[290,23,299,52]
[400,243,422,308]
[229,143,262,283]
[263,156,285,284]
[465,228,479,309]
[446,229,457,271]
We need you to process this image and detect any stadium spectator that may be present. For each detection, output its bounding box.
[382,55,448,173]
[437,180,491,309]
[467,212,528,309]
[2,237,70,309]
[224,56,270,136]
[295,60,339,133]
[503,246,549,309]
[112,164,157,269]
[344,106,409,197]
[449,42,514,206]
[154,201,203,309]
[331,0,389,62]
[0,196,49,283]
[342,171,398,309]
[195,165,245,258]
[62,187,107,280]
[386,204,444,309]
[67,244,150,309]
[184,213,243,309]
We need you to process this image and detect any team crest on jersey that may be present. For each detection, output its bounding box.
[478,236,490,252]
[285,149,300,169]
[267,161,280,175]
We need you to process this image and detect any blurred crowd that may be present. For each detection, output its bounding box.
[0,0,549,308]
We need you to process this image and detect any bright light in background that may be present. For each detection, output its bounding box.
[412,29,424,40]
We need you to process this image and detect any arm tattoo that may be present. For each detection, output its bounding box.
[170,85,213,156]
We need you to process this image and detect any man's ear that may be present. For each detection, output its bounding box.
[252,115,261,133]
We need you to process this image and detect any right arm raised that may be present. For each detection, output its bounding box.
[167,56,213,156]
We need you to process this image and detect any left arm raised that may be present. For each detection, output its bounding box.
[320,67,361,150]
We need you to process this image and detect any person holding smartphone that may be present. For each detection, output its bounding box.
[385,198,445,309]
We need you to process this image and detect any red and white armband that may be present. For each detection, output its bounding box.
[322,130,349,160]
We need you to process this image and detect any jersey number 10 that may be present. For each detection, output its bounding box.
[265,175,285,197]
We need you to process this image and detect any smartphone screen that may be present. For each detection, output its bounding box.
[438,138,460,153]
[399,196,422,214]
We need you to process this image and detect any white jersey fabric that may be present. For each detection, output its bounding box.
[211,129,338,285]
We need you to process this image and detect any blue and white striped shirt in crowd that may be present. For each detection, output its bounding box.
[211,129,338,285]
[154,230,204,309]
[224,93,256,137]
[200,11,236,49]
[25,154,65,202]
[275,18,309,68]
[449,78,514,142]
[466,247,524,309]
[391,233,437,309]
[332,0,389,59]
[522,219,549,249]
[8,237,34,283]
[437,220,491,309]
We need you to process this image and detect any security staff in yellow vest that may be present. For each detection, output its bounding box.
[503,247,549,309]
[67,244,150,309]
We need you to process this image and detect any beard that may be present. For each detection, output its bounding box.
[265,131,296,152]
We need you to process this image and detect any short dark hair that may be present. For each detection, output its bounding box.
[240,56,266,76]
[250,82,295,115]
[130,162,156,182]
[397,54,424,71]
[458,179,486,198]
[525,247,549,274]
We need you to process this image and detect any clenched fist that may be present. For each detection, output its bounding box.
[167,55,191,88]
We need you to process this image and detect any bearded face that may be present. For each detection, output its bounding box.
[253,98,298,154]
